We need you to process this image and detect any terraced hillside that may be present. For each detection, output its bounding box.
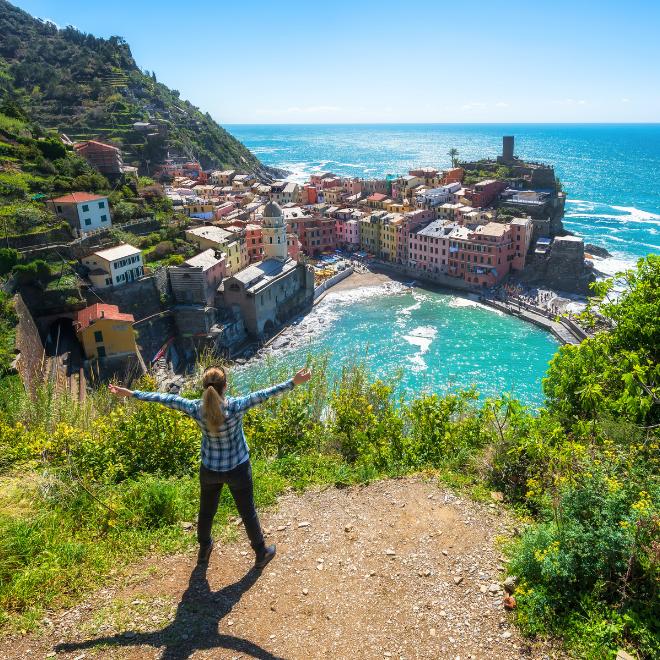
[0,0,266,174]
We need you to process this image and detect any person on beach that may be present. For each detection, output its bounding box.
[109,366,312,568]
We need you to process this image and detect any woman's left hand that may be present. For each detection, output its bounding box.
[293,368,312,386]
[109,383,133,398]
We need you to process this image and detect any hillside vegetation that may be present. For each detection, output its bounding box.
[0,256,658,657]
[0,0,263,172]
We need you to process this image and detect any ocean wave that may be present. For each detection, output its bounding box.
[402,325,437,372]
[610,205,660,221]
[447,296,505,315]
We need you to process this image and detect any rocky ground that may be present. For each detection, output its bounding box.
[3,478,563,660]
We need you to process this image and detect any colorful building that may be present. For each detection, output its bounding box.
[408,220,456,273]
[245,223,264,262]
[510,217,533,271]
[448,222,514,287]
[81,243,143,289]
[73,140,123,177]
[169,249,225,306]
[74,303,136,360]
[47,192,112,235]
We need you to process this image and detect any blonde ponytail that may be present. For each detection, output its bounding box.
[201,367,226,433]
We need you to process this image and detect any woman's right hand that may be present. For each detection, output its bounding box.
[109,383,133,398]
[293,368,312,386]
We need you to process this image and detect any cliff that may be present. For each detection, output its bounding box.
[0,1,271,176]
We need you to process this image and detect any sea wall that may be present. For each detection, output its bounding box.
[314,267,353,300]
[372,261,476,292]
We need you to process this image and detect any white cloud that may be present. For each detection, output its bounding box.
[621,97,631,103]
[495,101,510,108]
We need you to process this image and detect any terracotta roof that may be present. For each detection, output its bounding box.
[51,192,107,204]
[367,193,387,202]
[74,304,134,331]
[74,140,121,153]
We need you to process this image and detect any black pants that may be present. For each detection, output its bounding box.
[198,460,265,553]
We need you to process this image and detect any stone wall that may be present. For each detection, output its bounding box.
[8,226,73,249]
[86,269,168,321]
[518,235,595,293]
[12,293,46,393]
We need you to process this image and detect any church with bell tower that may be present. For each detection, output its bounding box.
[261,201,289,261]
[221,199,314,338]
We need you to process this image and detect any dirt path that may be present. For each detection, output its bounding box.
[3,478,561,659]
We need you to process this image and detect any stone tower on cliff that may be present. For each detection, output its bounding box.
[262,200,288,261]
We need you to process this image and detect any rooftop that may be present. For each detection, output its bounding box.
[51,192,107,204]
[182,249,221,270]
[91,243,141,262]
[417,220,455,238]
[186,225,233,244]
[75,303,134,331]
[475,222,507,237]
[229,257,298,293]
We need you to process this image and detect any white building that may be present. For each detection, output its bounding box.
[81,243,143,288]
[47,192,112,235]
[415,182,462,209]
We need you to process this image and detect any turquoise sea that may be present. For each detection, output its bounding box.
[227,124,660,404]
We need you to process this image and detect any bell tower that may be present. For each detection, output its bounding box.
[262,201,288,261]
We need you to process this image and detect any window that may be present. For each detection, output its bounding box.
[98,201,105,209]
[105,278,111,286]
[94,330,103,343]
[84,218,91,226]
[82,204,89,212]
[101,215,107,222]
[97,346,106,358]
[56,205,62,213]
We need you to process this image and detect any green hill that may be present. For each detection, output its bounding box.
[0,0,267,175]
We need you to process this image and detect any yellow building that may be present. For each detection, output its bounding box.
[185,225,246,276]
[379,215,402,262]
[359,215,382,254]
[74,304,136,360]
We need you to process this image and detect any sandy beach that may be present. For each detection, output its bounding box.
[328,269,395,292]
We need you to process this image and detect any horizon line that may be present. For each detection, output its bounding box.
[223,121,660,126]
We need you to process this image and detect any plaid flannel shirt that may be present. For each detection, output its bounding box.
[132,378,295,472]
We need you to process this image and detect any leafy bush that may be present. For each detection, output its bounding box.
[510,466,659,657]
[12,259,50,287]
[0,248,19,275]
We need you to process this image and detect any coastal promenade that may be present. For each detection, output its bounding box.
[479,298,582,345]
[366,260,585,345]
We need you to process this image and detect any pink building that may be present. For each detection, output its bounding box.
[448,222,514,287]
[510,217,533,271]
[335,218,360,248]
[397,209,434,264]
[214,201,236,219]
[287,233,301,261]
[342,178,363,196]
[408,220,457,273]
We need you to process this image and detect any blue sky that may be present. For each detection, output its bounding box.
[10,0,660,124]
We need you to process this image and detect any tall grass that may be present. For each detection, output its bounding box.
[0,355,657,656]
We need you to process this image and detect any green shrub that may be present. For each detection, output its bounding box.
[0,248,19,275]
[12,259,50,287]
[510,466,659,657]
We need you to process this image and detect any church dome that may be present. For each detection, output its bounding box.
[263,200,283,218]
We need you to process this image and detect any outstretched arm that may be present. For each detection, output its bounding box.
[109,384,198,416]
[232,368,312,413]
